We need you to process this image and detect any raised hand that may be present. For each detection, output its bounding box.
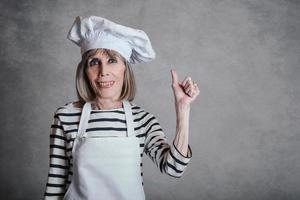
[171,69,200,106]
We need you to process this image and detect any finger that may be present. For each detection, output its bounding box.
[183,78,194,90]
[186,89,195,97]
[193,84,200,96]
[171,69,179,86]
[185,83,198,96]
[181,76,191,86]
[188,89,198,97]
[194,83,200,93]
[185,85,193,95]
[183,81,191,90]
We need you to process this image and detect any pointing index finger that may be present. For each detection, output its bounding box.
[171,69,179,85]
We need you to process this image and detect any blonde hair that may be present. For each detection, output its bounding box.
[75,49,136,106]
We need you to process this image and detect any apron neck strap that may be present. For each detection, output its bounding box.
[77,100,134,138]
[77,102,92,138]
[123,100,134,137]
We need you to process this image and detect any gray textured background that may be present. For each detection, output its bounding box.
[0,0,299,200]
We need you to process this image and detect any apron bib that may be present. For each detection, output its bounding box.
[63,100,145,200]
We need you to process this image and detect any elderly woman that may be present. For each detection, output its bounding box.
[44,16,200,200]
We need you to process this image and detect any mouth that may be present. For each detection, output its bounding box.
[97,81,115,89]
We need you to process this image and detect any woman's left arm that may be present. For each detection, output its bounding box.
[173,103,191,156]
[143,69,199,178]
[171,69,200,156]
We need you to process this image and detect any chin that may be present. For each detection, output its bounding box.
[96,93,120,100]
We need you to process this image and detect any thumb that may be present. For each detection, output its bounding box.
[171,69,179,86]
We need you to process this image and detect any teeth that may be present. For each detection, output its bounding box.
[98,81,114,87]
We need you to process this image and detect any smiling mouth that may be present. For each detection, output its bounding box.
[97,81,115,88]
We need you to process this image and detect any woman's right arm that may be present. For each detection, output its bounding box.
[44,110,69,200]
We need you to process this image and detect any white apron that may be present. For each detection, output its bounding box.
[63,100,145,200]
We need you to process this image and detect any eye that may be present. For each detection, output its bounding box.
[89,58,100,66]
[108,58,117,64]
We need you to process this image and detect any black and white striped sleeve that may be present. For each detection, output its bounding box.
[143,113,192,178]
[44,110,69,199]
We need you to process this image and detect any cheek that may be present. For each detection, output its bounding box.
[86,69,97,86]
[118,71,125,85]
[86,67,97,77]
[120,70,125,80]
[118,65,126,80]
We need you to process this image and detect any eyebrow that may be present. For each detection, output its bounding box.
[89,57,100,60]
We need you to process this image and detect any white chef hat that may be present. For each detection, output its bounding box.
[67,15,156,64]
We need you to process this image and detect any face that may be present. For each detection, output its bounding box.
[85,50,126,101]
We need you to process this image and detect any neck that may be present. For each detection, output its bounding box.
[92,98,123,110]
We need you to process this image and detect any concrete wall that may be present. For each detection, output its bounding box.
[0,0,299,199]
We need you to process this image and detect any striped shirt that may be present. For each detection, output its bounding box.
[44,101,192,199]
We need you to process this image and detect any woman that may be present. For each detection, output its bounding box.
[44,16,200,200]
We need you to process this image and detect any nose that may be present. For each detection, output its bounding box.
[98,63,110,77]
